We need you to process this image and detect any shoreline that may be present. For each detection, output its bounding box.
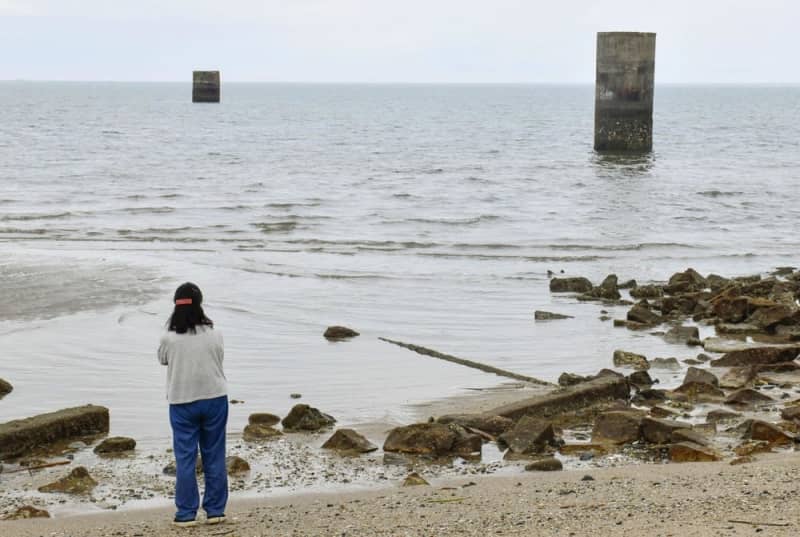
[5,452,800,536]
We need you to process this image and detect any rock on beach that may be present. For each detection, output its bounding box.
[0,378,12,398]
[323,326,360,340]
[321,429,378,454]
[93,436,136,454]
[38,466,98,495]
[383,423,481,458]
[282,404,336,431]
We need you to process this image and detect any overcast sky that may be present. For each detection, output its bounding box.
[1,0,797,83]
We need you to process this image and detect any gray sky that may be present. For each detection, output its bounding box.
[1,0,797,83]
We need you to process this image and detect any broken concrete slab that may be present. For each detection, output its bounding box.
[0,405,109,460]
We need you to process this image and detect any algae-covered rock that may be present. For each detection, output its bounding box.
[0,378,12,399]
[38,466,97,494]
[94,436,136,454]
[281,404,336,431]
[248,413,281,427]
[226,455,251,475]
[322,429,378,454]
[323,326,359,340]
[402,472,429,486]
[242,424,283,442]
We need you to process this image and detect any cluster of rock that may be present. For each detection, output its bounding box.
[542,267,800,465]
[242,404,338,442]
[553,268,800,340]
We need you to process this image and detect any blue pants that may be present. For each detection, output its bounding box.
[169,395,229,521]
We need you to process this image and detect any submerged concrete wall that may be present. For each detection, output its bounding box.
[0,405,109,460]
[192,71,220,103]
[594,32,656,152]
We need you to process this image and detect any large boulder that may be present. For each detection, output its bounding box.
[650,357,681,370]
[630,285,663,299]
[747,305,797,330]
[489,376,631,422]
[383,423,481,458]
[591,411,644,444]
[226,455,251,475]
[613,350,649,370]
[581,274,621,300]
[664,326,700,344]
[780,405,800,421]
[627,304,663,325]
[549,277,593,293]
[672,382,725,402]
[664,269,707,295]
[712,295,750,324]
[0,378,12,398]
[323,326,360,340]
[725,389,775,407]
[321,429,378,454]
[710,346,800,367]
[661,294,702,315]
[281,404,336,431]
[628,370,654,387]
[248,413,281,427]
[719,367,754,390]
[498,417,556,455]
[741,420,794,445]
[641,417,693,444]
[0,405,109,460]
[93,436,136,454]
[38,466,97,494]
[668,442,720,462]
[242,424,283,442]
[683,367,719,387]
[436,414,513,436]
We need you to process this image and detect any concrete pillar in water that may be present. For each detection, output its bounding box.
[594,32,656,152]
[192,71,220,103]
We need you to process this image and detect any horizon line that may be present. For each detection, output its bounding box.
[2,79,800,86]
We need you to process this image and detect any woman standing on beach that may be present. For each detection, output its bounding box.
[158,282,228,527]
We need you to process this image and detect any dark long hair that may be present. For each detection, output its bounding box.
[167,282,214,334]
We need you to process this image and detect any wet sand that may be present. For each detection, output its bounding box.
[5,452,800,536]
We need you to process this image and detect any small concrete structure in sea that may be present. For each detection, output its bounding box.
[594,32,656,152]
[192,71,220,103]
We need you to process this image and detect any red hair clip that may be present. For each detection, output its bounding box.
[175,298,193,305]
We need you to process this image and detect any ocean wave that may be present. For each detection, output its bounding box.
[549,242,700,251]
[697,190,744,198]
[253,221,299,233]
[286,238,439,249]
[401,215,499,226]
[119,206,175,214]
[1,212,72,221]
[265,202,321,209]
[418,252,607,262]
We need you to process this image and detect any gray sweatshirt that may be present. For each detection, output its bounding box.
[158,326,227,405]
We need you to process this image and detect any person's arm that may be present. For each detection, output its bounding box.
[157,335,169,366]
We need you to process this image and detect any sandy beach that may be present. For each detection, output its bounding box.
[4,452,799,536]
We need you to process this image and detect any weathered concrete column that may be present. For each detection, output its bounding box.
[594,32,656,152]
[192,71,220,103]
